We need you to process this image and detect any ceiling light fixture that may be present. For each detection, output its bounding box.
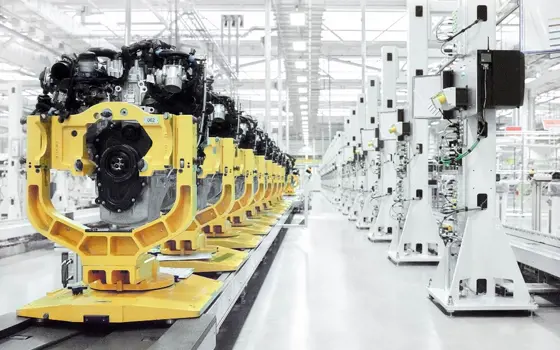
[297,76,308,83]
[295,60,307,69]
[299,96,308,102]
[298,87,308,93]
[301,105,308,110]
[290,12,305,26]
[293,41,306,51]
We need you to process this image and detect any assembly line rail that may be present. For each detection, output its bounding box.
[0,206,294,350]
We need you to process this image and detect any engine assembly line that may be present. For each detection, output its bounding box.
[3,0,560,349]
[0,37,306,348]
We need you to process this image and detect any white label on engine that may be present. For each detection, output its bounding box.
[144,116,159,124]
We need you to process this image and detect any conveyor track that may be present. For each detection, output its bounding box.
[0,209,294,350]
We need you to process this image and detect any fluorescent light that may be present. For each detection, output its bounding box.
[525,77,536,83]
[293,41,306,51]
[295,61,307,69]
[299,96,308,102]
[290,12,305,26]
[297,76,308,83]
[301,111,308,116]
[301,105,308,110]
[302,117,308,121]
[298,87,308,93]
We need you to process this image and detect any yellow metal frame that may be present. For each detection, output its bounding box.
[229,149,256,225]
[227,149,270,236]
[284,174,299,196]
[165,138,261,251]
[19,102,221,323]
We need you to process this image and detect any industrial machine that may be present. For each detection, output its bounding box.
[386,0,444,264]
[13,39,295,325]
[284,160,300,197]
[20,39,223,322]
[426,0,536,313]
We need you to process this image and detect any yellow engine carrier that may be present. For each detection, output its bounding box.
[249,159,287,226]
[19,102,222,323]
[284,174,299,196]
[227,148,271,236]
[162,138,262,253]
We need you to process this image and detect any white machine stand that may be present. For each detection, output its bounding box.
[368,47,399,243]
[388,0,444,264]
[0,82,23,220]
[349,94,367,221]
[427,0,536,313]
[357,77,381,229]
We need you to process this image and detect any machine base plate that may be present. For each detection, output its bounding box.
[387,251,441,265]
[17,275,222,323]
[158,246,248,273]
[427,286,538,314]
[368,234,392,243]
[207,232,262,249]
[237,225,271,236]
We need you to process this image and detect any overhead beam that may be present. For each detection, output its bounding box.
[215,78,407,90]
[0,44,53,74]
[328,57,381,72]
[18,0,117,50]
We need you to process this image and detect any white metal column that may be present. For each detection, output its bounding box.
[0,82,23,219]
[264,0,272,134]
[124,0,132,46]
[278,52,283,150]
[388,0,444,264]
[357,76,381,229]
[428,0,535,313]
[369,47,399,242]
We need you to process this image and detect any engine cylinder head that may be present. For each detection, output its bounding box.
[163,64,184,93]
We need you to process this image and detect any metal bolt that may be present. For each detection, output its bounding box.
[101,201,106,205]
[101,109,113,119]
[138,159,148,172]
[97,183,101,187]
[163,112,171,120]
[74,159,83,171]
[120,108,128,116]
[117,209,122,213]
[131,198,136,203]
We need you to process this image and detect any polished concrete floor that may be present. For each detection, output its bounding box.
[233,194,560,350]
[2,195,560,349]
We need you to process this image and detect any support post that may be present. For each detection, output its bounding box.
[124,0,132,46]
[278,52,283,150]
[236,15,240,77]
[361,0,367,94]
[428,0,535,313]
[0,82,23,219]
[368,47,399,242]
[264,0,272,134]
[388,0,444,264]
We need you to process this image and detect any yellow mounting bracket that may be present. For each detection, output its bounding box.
[250,155,267,214]
[285,174,299,196]
[229,149,257,224]
[166,138,236,251]
[26,102,196,289]
[261,159,277,210]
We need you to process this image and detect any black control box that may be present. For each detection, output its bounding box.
[477,50,525,110]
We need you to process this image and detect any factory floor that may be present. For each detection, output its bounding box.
[2,194,560,349]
